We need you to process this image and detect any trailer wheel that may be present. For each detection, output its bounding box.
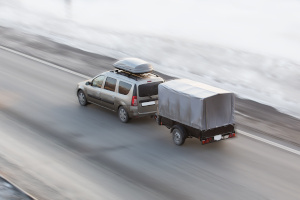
[171,125,186,146]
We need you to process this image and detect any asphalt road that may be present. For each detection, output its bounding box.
[0,48,300,200]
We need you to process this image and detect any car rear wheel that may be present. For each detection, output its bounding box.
[118,106,129,123]
[77,90,88,106]
[171,125,186,146]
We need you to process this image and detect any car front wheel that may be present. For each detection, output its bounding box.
[77,90,88,106]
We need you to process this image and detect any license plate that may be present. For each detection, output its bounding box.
[141,101,155,107]
[214,134,222,141]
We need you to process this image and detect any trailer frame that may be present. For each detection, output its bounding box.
[157,115,235,145]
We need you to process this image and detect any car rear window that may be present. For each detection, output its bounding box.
[119,81,132,95]
[138,81,163,97]
[104,77,117,92]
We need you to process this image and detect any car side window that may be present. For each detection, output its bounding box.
[118,81,132,95]
[92,75,105,88]
[104,77,117,92]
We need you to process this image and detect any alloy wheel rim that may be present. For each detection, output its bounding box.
[120,109,126,121]
[79,92,85,104]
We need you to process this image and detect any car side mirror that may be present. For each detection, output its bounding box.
[86,81,91,85]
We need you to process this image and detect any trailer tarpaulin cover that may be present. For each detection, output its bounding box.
[158,79,234,130]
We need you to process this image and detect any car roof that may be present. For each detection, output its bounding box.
[100,70,163,85]
[113,58,153,74]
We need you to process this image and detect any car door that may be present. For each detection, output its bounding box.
[86,75,105,105]
[137,81,162,114]
[100,76,117,110]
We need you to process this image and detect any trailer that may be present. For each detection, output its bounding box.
[156,79,236,145]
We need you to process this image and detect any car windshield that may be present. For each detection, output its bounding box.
[138,81,163,97]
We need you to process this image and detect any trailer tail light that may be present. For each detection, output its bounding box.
[131,96,138,106]
[202,138,213,145]
[229,132,236,138]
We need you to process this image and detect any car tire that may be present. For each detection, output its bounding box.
[118,106,129,123]
[171,125,186,146]
[77,90,88,106]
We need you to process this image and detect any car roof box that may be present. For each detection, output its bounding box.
[113,58,153,74]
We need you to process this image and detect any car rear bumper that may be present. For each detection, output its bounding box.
[128,106,156,118]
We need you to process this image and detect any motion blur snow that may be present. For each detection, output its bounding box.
[0,0,299,118]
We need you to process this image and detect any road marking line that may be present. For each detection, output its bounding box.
[1,45,300,156]
[235,110,254,119]
[0,45,90,79]
[237,129,300,156]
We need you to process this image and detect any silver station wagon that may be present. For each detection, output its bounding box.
[76,58,164,122]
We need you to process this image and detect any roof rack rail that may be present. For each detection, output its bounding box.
[152,73,159,77]
[114,70,139,81]
[114,69,159,80]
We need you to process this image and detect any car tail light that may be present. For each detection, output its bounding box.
[131,96,138,106]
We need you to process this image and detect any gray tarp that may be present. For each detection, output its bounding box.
[158,79,234,131]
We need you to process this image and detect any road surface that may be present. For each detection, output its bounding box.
[0,48,300,200]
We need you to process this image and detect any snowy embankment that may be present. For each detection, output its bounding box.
[0,0,299,118]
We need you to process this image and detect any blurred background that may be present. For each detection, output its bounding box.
[0,0,299,118]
